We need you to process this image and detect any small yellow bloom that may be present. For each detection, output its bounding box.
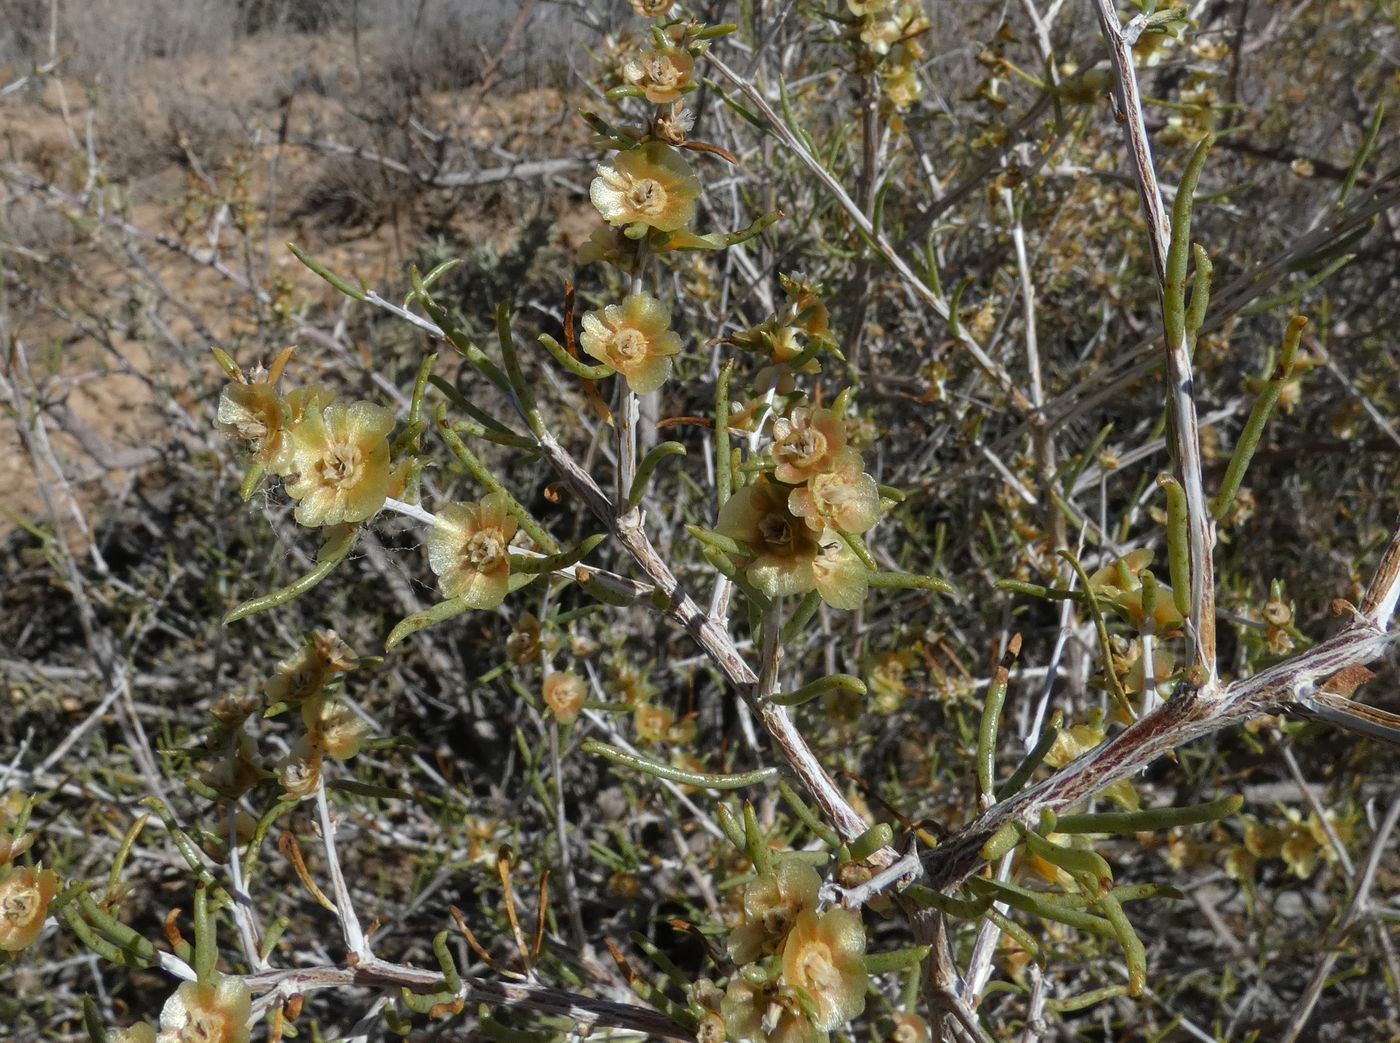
[716,481,868,609]
[215,347,308,473]
[771,408,847,486]
[276,737,322,802]
[721,980,820,1043]
[581,293,683,394]
[302,694,367,761]
[590,142,700,235]
[506,613,542,662]
[629,0,673,14]
[788,450,880,535]
[217,382,283,462]
[623,44,695,104]
[428,492,519,608]
[1086,549,1183,633]
[157,975,252,1043]
[884,57,922,110]
[282,401,394,527]
[0,865,60,951]
[729,859,820,965]
[780,908,868,1031]
[201,731,267,802]
[579,225,634,267]
[265,630,357,704]
[633,702,676,744]
[543,671,587,725]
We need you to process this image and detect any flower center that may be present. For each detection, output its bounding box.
[316,442,361,487]
[466,531,505,570]
[625,178,668,216]
[812,471,852,507]
[758,513,793,549]
[759,905,793,936]
[612,327,649,363]
[646,55,681,88]
[785,429,827,467]
[3,889,37,925]
[180,1010,227,1043]
[796,941,840,991]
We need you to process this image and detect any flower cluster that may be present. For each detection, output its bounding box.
[718,859,869,1043]
[730,274,834,395]
[848,0,929,57]
[270,632,366,800]
[717,404,880,610]
[215,350,399,528]
[200,631,365,805]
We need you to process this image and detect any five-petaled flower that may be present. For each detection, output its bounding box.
[0,865,59,952]
[581,293,683,394]
[265,629,357,705]
[282,401,394,527]
[590,142,700,236]
[623,45,695,104]
[157,975,252,1043]
[428,492,519,608]
[728,859,820,965]
[780,908,868,1031]
[543,671,587,725]
[771,408,847,486]
[721,979,819,1043]
[717,481,868,609]
[788,450,880,535]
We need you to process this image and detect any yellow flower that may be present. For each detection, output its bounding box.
[579,225,634,267]
[590,142,700,235]
[884,56,922,110]
[780,908,868,1031]
[890,1013,931,1043]
[717,481,868,609]
[157,976,251,1043]
[771,408,847,486]
[201,731,267,802]
[0,865,60,951]
[427,492,518,608]
[1086,549,1183,633]
[634,701,677,744]
[721,980,820,1043]
[302,694,366,761]
[282,401,394,527]
[581,293,683,394]
[543,671,587,725]
[265,630,357,705]
[788,451,880,535]
[729,859,821,965]
[623,44,695,104]
[217,382,283,461]
[215,347,305,472]
[276,736,322,801]
[629,0,673,14]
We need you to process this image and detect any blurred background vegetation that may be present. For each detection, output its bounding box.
[2,0,1399,1039]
